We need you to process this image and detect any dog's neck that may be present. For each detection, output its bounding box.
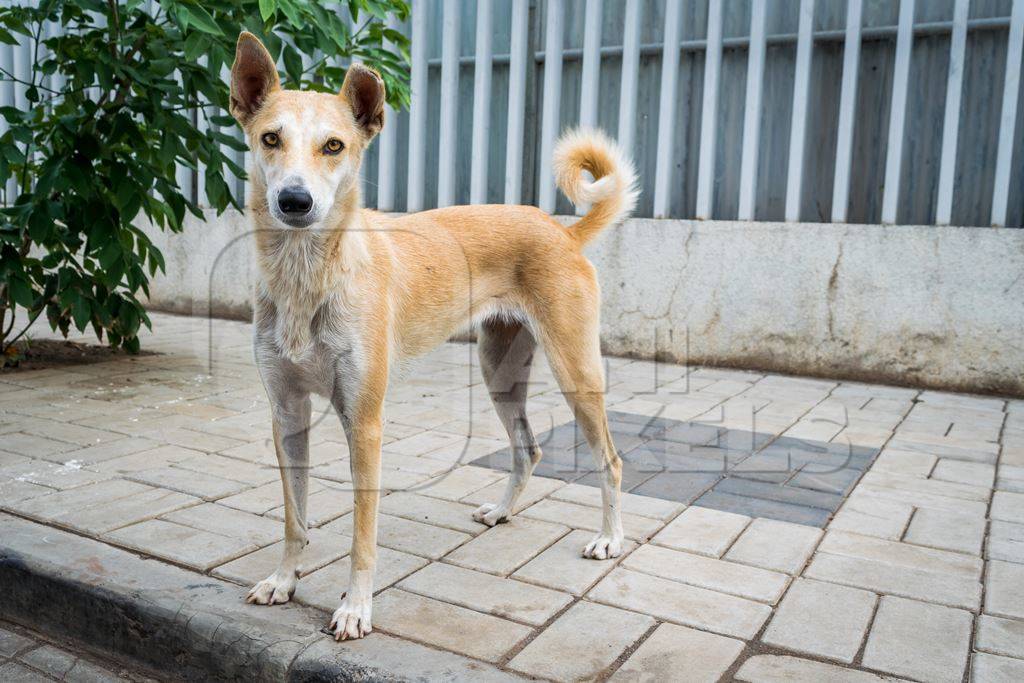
[250,180,369,359]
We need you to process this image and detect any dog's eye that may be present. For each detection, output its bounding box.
[323,138,344,155]
[261,132,279,148]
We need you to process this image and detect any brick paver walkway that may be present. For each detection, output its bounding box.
[1,313,1022,682]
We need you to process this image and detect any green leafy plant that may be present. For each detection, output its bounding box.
[0,0,410,361]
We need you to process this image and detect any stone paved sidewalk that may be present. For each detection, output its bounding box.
[2,312,1022,682]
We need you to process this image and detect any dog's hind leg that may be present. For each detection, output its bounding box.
[247,390,311,604]
[472,318,543,526]
[532,274,624,559]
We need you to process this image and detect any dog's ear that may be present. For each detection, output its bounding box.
[230,32,281,126]
[340,64,385,139]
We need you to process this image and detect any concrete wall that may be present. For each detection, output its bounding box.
[144,210,1024,395]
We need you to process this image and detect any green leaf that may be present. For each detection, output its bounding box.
[182,5,223,36]
[259,0,278,22]
[282,43,303,87]
[7,275,34,308]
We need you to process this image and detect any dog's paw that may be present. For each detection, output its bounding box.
[329,596,372,641]
[582,533,623,560]
[472,502,511,527]
[246,573,296,605]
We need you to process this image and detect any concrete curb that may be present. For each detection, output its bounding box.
[0,514,519,682]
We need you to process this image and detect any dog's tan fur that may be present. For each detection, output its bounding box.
[230,32,638,640]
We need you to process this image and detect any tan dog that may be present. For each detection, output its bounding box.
[229,31,638,640]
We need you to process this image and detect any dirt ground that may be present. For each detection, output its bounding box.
[2,339,155,373]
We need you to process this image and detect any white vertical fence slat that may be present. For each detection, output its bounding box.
[376,18,400,212]
[881,0,916,225]
[436,0,461,208]
[992,0,1024,227]
[537,0,564,213]
[406,0,429,212]
[738,0,767,221]
[784,0,815,223]
[695,0,724,220]
[936,0,970,225]
[831,0,863,223]
[504,0,529,204]
[579,0,602,129]
[617,0,641,155]
[469,1,493,204]
[653,0,683,218]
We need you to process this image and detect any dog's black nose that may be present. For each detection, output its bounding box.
[278,186,313,215]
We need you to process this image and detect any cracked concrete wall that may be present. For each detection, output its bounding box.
[143,211,1024,395]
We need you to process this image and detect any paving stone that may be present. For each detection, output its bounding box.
[372,589,530,663]
[508,601,653,682]
[611,622,743,683]
[650,505,750,557]
[267,485,354,527]
[398,562,572,626]
[126,466,249,500]
[628,472,721,503]
[293,548,429,610]
[216,481,283,515]
[991,491,1024,525]
[160,502,283,546]
[0,459,111,491]
[512,529,635,595]
[520,498,664,541]
[0,479,56,506]
[172,453,279,485]
[18,644,77,678]
[986,560,1024,620]
[972,652,1024,683]
[106,518,257,570]
[445,516,567,575]
[819,530,983,578]
[0,627,33,657]
[828,493,913,540]
[6,478,148,520]
[0,661,51,682]
[693,490,831,527]
[459,474,565,514]
[724,517,823,574]
[805,553,981,610]
[66,486,201,534]
[384,430,469,458]
[212,527,352,584]
[988,521,1024,564]
[378,491,483,534]
[414,465,508,501]
[94,444,200,474]
[931,459,995,488]
[904,508,986,555]
[1,432,77,458]
[713,476,843,509]
[787,466,862,494]
[735,654,896,682]
[763,578,876,663]
[856,482,989,517]
[860,470,991,502]
[870,448,937,478]
[588,567,771,639]
[623,543,788,604]
[862,596,972,683]
[548,482,684,520]
[324,511,470,559]
[976,614,1024,659]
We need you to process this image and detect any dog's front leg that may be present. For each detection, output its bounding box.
[247,391,311,605]
[329,391,384,640]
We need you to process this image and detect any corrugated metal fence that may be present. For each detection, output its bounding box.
[3,1,1023,227]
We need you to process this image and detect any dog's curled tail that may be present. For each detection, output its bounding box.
[553,128,639,247]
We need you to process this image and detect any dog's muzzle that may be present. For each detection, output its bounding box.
[277,186,315,226]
